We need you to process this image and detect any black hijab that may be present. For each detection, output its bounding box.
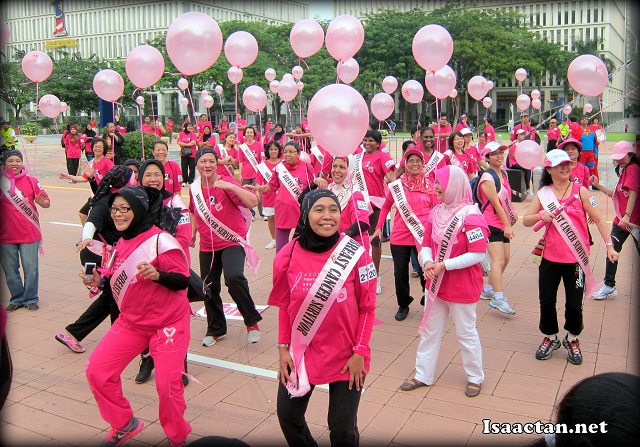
[89,165,133,207]
[123,159,141,172]
[296,188,341,253]
[270,122,285,143]
[108,186,157,240]
[139,159,171,200]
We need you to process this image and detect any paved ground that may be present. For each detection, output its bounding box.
[0,137,637,447]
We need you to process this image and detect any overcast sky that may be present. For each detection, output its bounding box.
[305,0,333,20]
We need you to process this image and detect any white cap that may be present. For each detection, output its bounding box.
[544,149,571,167]
[516,128,526,135]
[460,128,472,136]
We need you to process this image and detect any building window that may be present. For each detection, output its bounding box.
[594,7,598,22]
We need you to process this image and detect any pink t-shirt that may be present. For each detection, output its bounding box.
[83,156,114,184]
[423,213,489,303]
[484,125,496,142]
[269,235,376,384]
[256,160,279,207]
[218,122,229,140]
[542,183,591,263]
[445,149,474,176]
[430,124,452,152]
[212,145,237,179]
[455,123,469,132]
[570,162,591,188]
[163,160,183,194]
[177,132,198,158]
[63,134,85,158]
[547,127,560,141]
[268,162,315,229]
[189,178,252,252]
[197,121,213,136]
[164,194,191,264]
[235,119,247,138]
[477,170,512,230]
[378,187,432,246]
[144,127,163,137]
[613,163,640,228]
[0,175,47,244]
[465,146,481,174]
[110,226,190,328]
[237,141,264,181]
[141,124,152,134]
[360,150,395,203]
[338,190,371,249]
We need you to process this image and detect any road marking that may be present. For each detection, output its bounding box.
[43,185,91,191]
[50,221,82,227]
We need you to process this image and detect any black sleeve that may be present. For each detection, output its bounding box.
[343,220,370,237]
[87,201,110,233]
[154,271,189,291]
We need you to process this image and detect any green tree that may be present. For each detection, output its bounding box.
[0,51,37,122]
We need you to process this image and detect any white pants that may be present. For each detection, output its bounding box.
[415,298,484,386]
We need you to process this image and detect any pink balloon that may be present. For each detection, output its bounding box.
[402,80,424,104]
[214,85,223,95]
[292,65,304,80]
[486,80,494,90]
[21,51,53,83]
[515,68,527,82]
[308,84,368,157]
[166,12,222,75]
[0,20,9,50]
[265,68,276,82]
[338,58,359,84]
[297,82,304,91]
[282,73,294,81]
[93,69,124,102]
[278,78,298,102]
[38,94,61,119]
[514,140,543,169]
[567,54,608,97]
[584,103,593,113]
[532,98,542,110]
[467,76,488,101]
[412,24,453,72]
[299,151,311,163]
[177,78,188,90]
[482,97,493,109]
[563,105,572,115]
[125,45,164,89]
[531,89,541,99]
[243,85,267,112]
[227,66,243,85]
[449,88,458,98]
[370,92,394,121]
[269,80,279,94]
[424,65,456,99]
[325,15,364,62]
[516,93,531,111]
[203,95,214,108]
[60,101,69,113]
[135,96,145,105]
[180,97,188,107]
[224,31,258,68]
[201,89,209,95]
[382,76,398,94]
[290,19,325,59]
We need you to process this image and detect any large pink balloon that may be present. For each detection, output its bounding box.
[243,85,267,112]
[514,140,543,169]
[568,54,608,96]
[1,20,11,50]
[515,68,527,82]
[227,66,243,85]
[584,103,593,113]
[308,84,369,157]
[269,80,279,94]
[278,78,298,102]
[516,93,531,111]
[382,76,398,94]
[93,69,124,102]
[531,98,542,110]
[166,12,222,75]
[402,80,424,104]
[290,19,325,59]
[338,58,359,84]
[203,95,214,108]
[424,65,456,99]
[265,68,276,82]
[292,65,304,80]
[224,31,258,68]
[325,15,364,62]
[370,92,394,121]
[412,24,453,72]
[482,97,492,109]
[38,94,61,119]
[21,51,53,83]
[125,45,164,89]
[467,76,489,101]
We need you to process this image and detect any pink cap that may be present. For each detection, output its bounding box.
[557,137,582,151]
[611,141,633,160]
[544,149,571,167]
[404,148,424,163]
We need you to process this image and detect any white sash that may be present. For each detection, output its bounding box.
[111,233,182,308]
[0,175,41,236]
[348,152,371,203]
[217,144,234,176]
[239,143,260,174]
[275,163,302,201]
[388,179,425,246]
[423,151,444,177]
[287,236,365,397]
[191,180,261,274]
[444,150,461,168]
[256,162,273,183]
[310,145,324,166]
[538,186,597,297]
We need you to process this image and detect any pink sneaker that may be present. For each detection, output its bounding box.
[100,417,144,447]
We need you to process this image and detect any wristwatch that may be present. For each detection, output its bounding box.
[277,343,289,348]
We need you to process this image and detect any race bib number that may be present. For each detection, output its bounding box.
[384,159,395,170]
[178,214,191,225]
[589,196,597,208]
[466,227,485,243]
[357,200,368,211]
[358,262,377,283]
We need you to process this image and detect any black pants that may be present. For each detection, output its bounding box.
[538,258,584,336]
[242,178,262,217]
[199,247,262,336]
[390,244,426,308]
[66,157,80,176]
[277,381,361,447]
[508,162,532,189]
[604,222,633,287]
[181,156,196,184]
[546,140,557,152]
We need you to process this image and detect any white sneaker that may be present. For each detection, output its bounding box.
[376,277,382,295]
[202,334,225,347]
[592,285,617,300]
[480,290,494,300]
[489,297,516,315]
[265,239,276,250]
[528,189,534,197]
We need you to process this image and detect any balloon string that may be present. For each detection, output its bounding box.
[185,82,198,126]
[476,101,480,131]
[234,79,239,120]
[138,101,145,161]
[435,97,440,150]
[217,92,224,116]
[299,57,310,70]
[336,61,342,84]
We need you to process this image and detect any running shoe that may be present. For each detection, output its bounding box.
[100,417,144,447]
[480,290,494,300]
[592,284,617,300]
[535,336,560,360]
[247,324,261,343]
[489,297,515,314]
[562,335,583,365]
[202,334,226,347]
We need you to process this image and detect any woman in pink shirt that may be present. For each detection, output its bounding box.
[177,122,197,186]
[269,188,375,446]
[216,115,229,140]
[445,131,475,179]
[400,165,489,397]
[257,141,282,249]
[455,114,470,132]
[197,125,216,149]
[461,128,483,178]
[558,138,590,188]
[265,122,286,146]
[63,125,85,180]
[152,140,183,193]
[483,116,496,142]
[523,150,618,365]
[237,127,264,220]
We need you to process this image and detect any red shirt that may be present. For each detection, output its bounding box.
[217,122,229,140]
[235,119,247,138]
[378,187,432,246]
[570,162,591,188]
[613,163,640,228]
[0,174,47,244]
[359,149,395,205]
[547,126,560,141]
[484,124,496,142]
[197,120,213,136]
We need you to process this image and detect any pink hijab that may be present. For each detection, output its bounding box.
[431,165,482,242]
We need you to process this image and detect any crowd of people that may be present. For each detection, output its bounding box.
[0,110,638,447]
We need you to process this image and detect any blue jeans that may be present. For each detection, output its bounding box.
[0,241,40,306]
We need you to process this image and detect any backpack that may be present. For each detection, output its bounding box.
[470,168,502,213]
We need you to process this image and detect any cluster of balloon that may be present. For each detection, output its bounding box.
[308,84,369,157]
[411,24,453,107]
[371,92,395,121]
[338,58,359,84]
[93,69,125,103]
[125,45,165,89]
[424,65,456,99]
[22,51,60,118]
[531,89,541,110]
[242,85,267,113]
[568,54,608,97]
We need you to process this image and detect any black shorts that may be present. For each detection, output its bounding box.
[488,225,510,243]
[368,207,382,247]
